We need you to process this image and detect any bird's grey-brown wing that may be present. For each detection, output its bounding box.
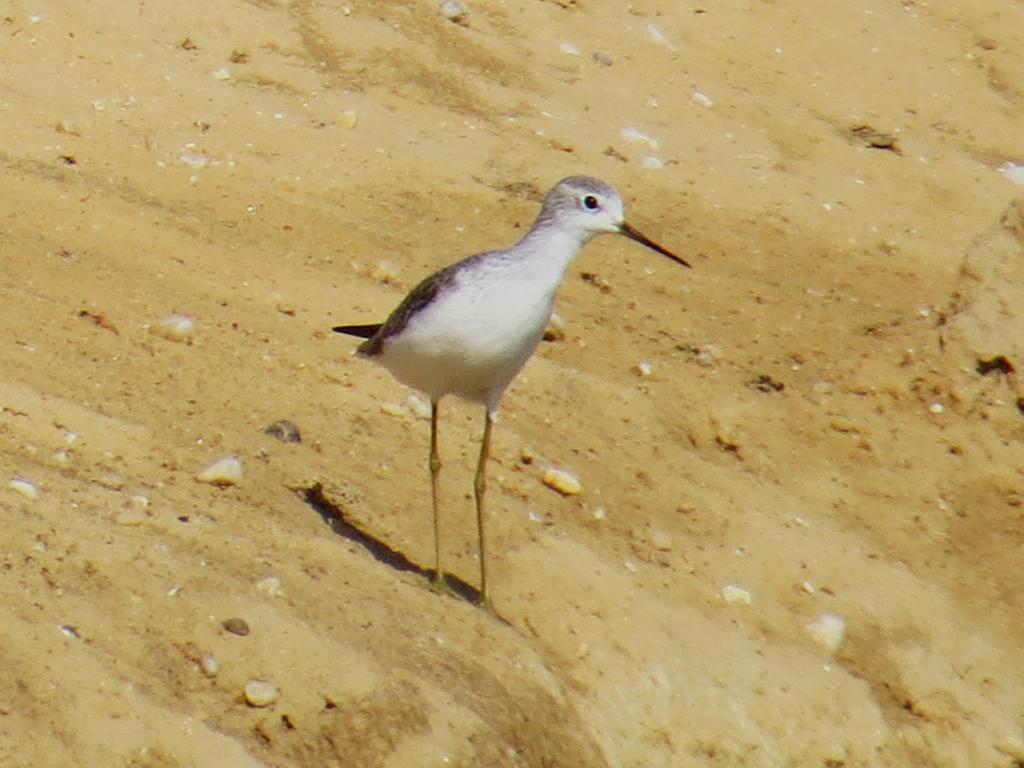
[333,257,473,357]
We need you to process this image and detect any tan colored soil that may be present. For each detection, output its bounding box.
[1,1,1023,766]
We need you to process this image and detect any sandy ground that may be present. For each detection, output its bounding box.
[1,1,1023,765]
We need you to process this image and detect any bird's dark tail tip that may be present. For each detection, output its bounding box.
[333,323,382,339]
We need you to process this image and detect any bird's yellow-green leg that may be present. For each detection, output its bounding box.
[429,398,450,594]
[473,410,495,608]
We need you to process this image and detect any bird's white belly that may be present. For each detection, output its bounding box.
[378,266,557,407]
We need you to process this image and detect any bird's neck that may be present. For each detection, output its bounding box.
[515,218,592,275]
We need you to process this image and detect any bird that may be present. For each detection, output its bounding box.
[334,176,690,606]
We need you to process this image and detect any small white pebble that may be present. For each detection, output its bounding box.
[695,343,723,367]
[9,478,39,500]
[806,613,846,654]
[167,585,182,597]
[179,152,209,169]
[801,580,816,594]
[641,155,664,170]
[691,90,714,108]
[542,467,582,496]
[650,528,673,551]
[200,654,219,677]
[128,494,149,509]
[370,259,399,283]
[91,99,106,112]
[113,507,148,526]
[634,361,653,377]
[244,680,279,707]
[212,67,232,81]
[1000,161,1024,187]
[439,0,469,26]
[405,395,432,420]
[256,576,284,597]
[558,42,580,56]
[150,314,195,343]
[544,312,566,341]
[645,22,677,50]
[64,431,78,446]
[929,402,944,414]
[52,450,71,467]
[591,506,606,521]
[196,456,243,486]
[721,584,752,605]
[380,401,406,418]
[336,109,358,128]
[620,127,659,151]
[98,472,125,490]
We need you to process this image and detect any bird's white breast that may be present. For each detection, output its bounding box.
[377,254,564,406]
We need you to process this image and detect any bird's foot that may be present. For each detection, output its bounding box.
[429,571,454,597]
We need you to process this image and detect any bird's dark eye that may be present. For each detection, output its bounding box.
[583,195,599,210]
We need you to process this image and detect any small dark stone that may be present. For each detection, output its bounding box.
[975,355,1015,376]
[264,419,302,443]
[222,617,250,636]
[849,124,902,155]
[580,272,612,293]
[749,374,785,393]
[603,146,628,162]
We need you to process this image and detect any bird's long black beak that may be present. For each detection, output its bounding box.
[619,222,691,268]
